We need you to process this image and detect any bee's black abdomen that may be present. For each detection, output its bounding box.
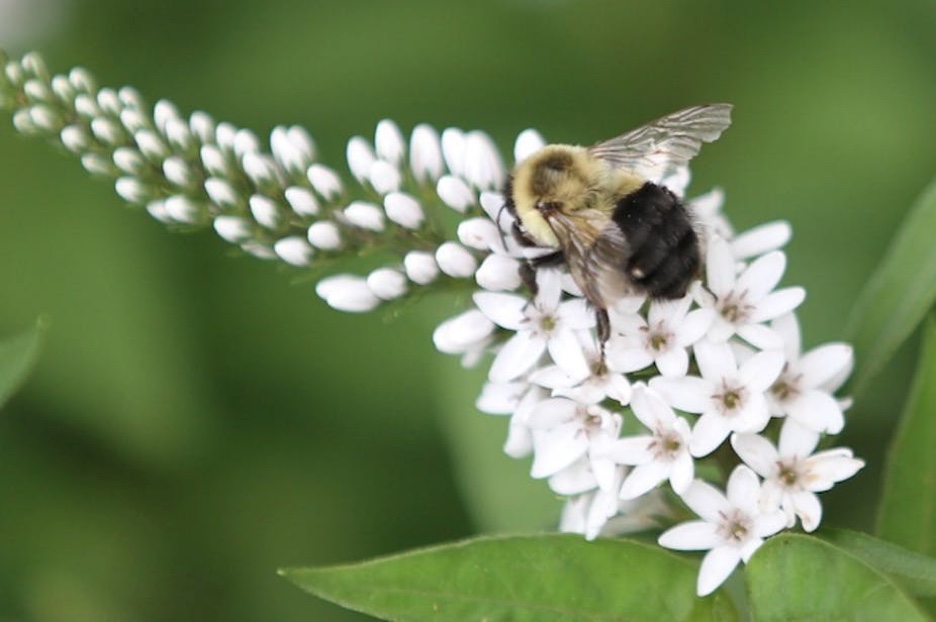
[612,182,700,299]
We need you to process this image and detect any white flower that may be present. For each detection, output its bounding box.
[768,313,852,434]
[696,237,805,349]
[475,381,544,458]
[527,398,621,495]
[558,468,627,540]
[606,296,713,377]
[731,419,865,532]
[605,384,693,498]
[474,270,594,383]
[658,465,787,596]
[650,340,784,457]
[529,336,632,406]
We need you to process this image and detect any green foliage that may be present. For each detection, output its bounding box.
[846,179,936,393]
[876,313,936,557]
[282,535,738,622]
[824,529,936,598]
[0,320,44,408]
[746,534,931,621]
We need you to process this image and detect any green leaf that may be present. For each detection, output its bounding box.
[281,535,738,621]
[876,312,936,556]
[846,177,936,393]
[747,534,930,621]
[0,319,45,408]
[824,529,936,597]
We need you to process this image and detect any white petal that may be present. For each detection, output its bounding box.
[697,546,742,596]
[648,296,692,325]
[620,461,669,500]
[514,128,546,163]
[547,329,591,382]
[366,268,407,300]
[631,385,675,430]
[369,160,402,194]
[791,491,823,532]
[689,413,732,457]
[771,312,802,361]
[548,458,598,495]
[463,130,504,189]
[346,135,375,181]
[670,452,695,495]
[705,237,737,296]
[527,398,578,428]
[786,390,845,434]
[432,309,494,354]
[475,254,523,291]
[435,242,477,278]
[749,288,806,323]
[475,381,527,414]
[535,269,563,311]
[274,236,313,267]
[753,510,788,539]
[307,164,344,199]
[777,418,820,458]
[807,453,864,490]
[343,200,384,232]
[489,332,546,382]
[403,251,438,285]
[695,340,737,381]
[285,186,320,217]
[606,341,654,374]
[680,479,731,522]
[409,124,444,182]
[375,119,405,164]
[733,393,771,434]
[504,417,534,458]
[675,308,715,347]
[306,221,341,251]
[531,424,588,478]
[726,465,761,514]
[436,175,475,212]
[606,436,655,466]
[441,127,466,176]
[315,275,379,312]
[736,251,786,301]
[798,344,854,389]
[656,347,689,377]
[739,349,786,392]
[384,192,425,230]
[731,221,792,259]
[658,521,721,551]
[730,433,779,478]
[528,365,576,390]
[648,376,711,413]
[472,291,527,330]
[736,323,784,349]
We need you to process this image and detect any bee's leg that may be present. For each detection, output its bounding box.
[518,251,564,297]
[596,307,611,357]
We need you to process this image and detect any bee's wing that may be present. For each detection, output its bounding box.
[549,210,633,309]
[587,103,732,183]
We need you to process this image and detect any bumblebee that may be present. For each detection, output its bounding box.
[503,103,732,343]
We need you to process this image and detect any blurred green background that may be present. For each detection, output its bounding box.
[0,0,935,620]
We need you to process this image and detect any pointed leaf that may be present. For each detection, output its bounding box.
[846,177,936,393]
[0,319,45,408]
[282,535,738,622]
[747,534,930,621]
[824,529,936,598]
[877,312,936,557]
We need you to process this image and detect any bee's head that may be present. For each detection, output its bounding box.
[507,144,598,248]
[521,145,596,216]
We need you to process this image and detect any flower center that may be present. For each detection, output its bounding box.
[641,323,673,352]
[713,381,746,415]
[651,430,684,460]
[777,461,800,488]
[718,509,752,544]
[718,293,754,324]
[770,370,802,402]
[538,314,557,334]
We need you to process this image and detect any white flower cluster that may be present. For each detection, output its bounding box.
[1,50,864,598]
